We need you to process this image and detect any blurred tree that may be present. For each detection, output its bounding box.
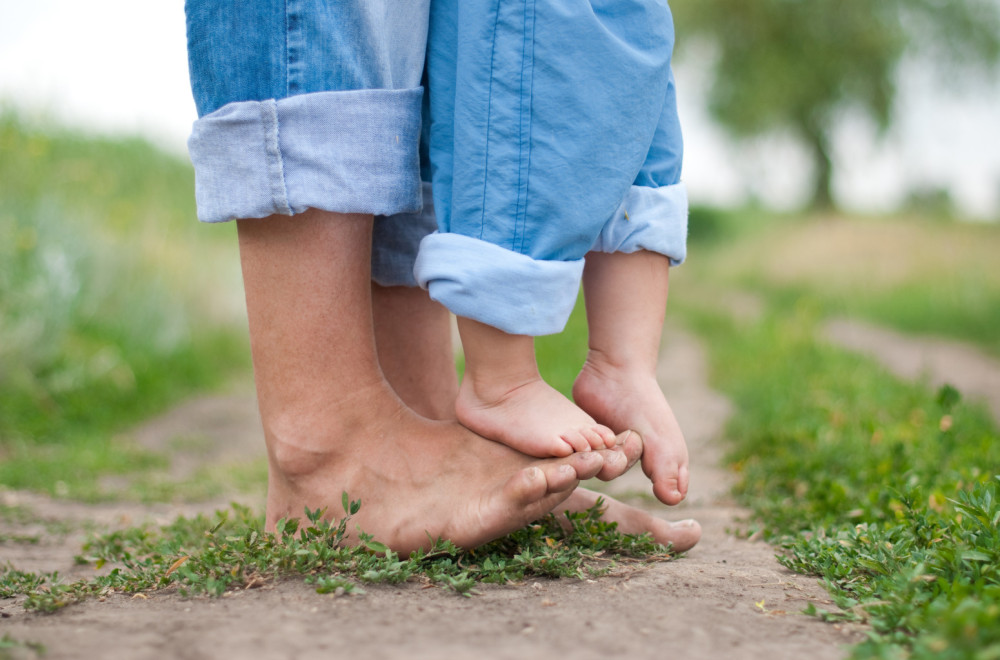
[672,0,1000,209]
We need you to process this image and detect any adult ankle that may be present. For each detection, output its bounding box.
[260,383,398,480]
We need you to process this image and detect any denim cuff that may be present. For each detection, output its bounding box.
[188,89,424,223]
[590,182,688,265]
[372,182,436,287]
[414,233,584,336]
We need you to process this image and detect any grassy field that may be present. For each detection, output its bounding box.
[678,207,1000,355]
[0,108,250,500]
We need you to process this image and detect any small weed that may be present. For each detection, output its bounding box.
[0,634,45,660]
[0,504,34,525]
[0,534,41,545]
[310,576,364,596]
[0,567,50,598]
[0,502,75,541]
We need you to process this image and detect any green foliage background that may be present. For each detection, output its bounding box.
[671,0,1000,208]
[0,109,249,498]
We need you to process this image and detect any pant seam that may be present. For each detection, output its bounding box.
[260,100,293,216]
[513,0,535,255]
[480,0,502,243]
[285,0,300,97]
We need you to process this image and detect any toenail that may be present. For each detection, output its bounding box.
[526,467,541,481]
[560,464,575,476]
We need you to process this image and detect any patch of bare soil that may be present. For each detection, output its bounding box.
[1,328,862,660]
[129,385,266,482]
[825,318,1000,425]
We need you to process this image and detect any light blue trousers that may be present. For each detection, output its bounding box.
[185,0,687,336]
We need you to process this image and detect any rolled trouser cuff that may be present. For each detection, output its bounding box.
[372,182,436,287]
[414,233,584,336]
[188,88,424,223]
[591,182,688,265]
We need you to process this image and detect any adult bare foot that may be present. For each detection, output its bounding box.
[574,357,689,505]
[456,316,618,456]
[372,283,458,422]
[558,488,701,552]
[265,389,612,554]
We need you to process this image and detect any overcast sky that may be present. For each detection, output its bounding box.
[2,0,997,218]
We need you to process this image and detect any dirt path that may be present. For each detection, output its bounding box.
[1,328,862,660]
[825,318,1000,425]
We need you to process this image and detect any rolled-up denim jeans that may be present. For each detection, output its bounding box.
[185,0,434,242]
[185,0,687,336]
[414,0,689,336]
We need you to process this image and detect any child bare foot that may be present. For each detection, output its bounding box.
[456,317,618,457]
[573,357,689,504]
[577,250,689,505]
[371,284,696,547]
[457,373,622,457]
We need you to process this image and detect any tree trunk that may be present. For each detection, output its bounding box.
[801,119,835,211]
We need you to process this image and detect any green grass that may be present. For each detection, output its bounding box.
[122,458,268,504]
[0,107,249,498]
[681,210,1000,355]
[0,633,45,660]
[678,211,1000,659]
[0,497,674,612]
[535,291,591,396]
